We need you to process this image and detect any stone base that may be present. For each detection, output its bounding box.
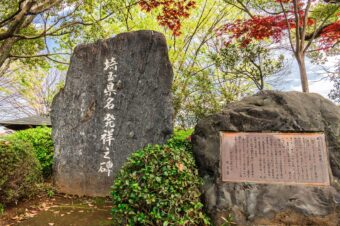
[192,91,340,225]
[203,178,340,225]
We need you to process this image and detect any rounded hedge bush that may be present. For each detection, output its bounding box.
[12,127,54,178]
[111,132,210,225]
[0,136,42,206]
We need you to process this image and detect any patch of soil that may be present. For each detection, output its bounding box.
[0,194,112,226]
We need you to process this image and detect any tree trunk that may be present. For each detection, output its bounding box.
[0,37,18,69]
[296,53,309,93]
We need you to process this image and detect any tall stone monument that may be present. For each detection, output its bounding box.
[192,91,340,226]
[51,30,173,196]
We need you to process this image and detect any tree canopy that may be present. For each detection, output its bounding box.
[0,0,338,124]
[220,0,340,92]
[0,0,196,72]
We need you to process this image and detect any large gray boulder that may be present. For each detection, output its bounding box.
[51,30,173,196]
[192,91,340,225]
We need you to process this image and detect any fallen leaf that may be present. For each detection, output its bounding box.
[25,211,37,218]
[176,162,184,172]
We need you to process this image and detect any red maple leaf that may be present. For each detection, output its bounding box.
[139,0,196,36]
[219,0,339,51]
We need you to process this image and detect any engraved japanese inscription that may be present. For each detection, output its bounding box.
[51,31,173,196]
[220,132,330,185]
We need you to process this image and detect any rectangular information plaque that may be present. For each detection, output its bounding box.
[220,132,330,186]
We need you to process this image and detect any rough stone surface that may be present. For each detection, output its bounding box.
[192,91,340,225]
[51,30,173,196]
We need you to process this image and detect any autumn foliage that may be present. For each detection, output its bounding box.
[219,15,315,47]
[319,19,340,48]
[139,0,196,35]
[218,0,339,49]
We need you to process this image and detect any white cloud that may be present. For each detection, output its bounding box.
[270,51,337,101]
[291,78,333,99]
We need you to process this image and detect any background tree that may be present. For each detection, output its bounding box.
[0,0,196,74]
[326,60,340,103]
[0,0,197,121]
[0,0,290,126]
[221,0,340,92]
[329,75,340,103]
[211,42,285,91]
[4,0,334,127]
[0,65,64,119]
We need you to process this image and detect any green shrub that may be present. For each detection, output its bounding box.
[0,203,4,215]
[0,136,42,205]
[166,129,193,151]
[12,127,54,178]
[111,131,210,226]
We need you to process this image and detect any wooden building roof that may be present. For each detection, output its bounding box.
[0,115,51,130]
